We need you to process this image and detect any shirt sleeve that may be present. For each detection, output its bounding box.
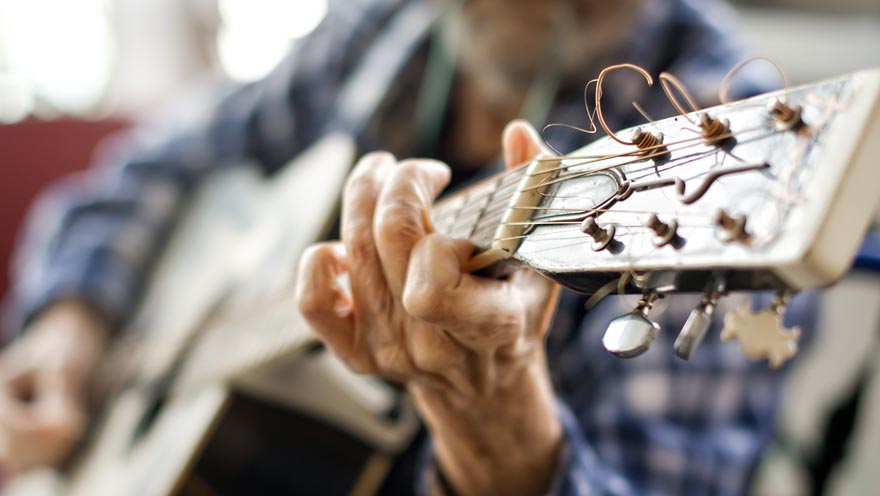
[6,3,385,334]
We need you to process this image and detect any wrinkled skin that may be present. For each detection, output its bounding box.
[297,122,563,495]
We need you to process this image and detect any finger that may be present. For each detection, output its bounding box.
[374,159,450,299]
[402,234,527,349]
[501,119,556,171]
[341,152,396,318]
[297,242,375,374]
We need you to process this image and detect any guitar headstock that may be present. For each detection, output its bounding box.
[430,67,880,364]
[512,69,880,298]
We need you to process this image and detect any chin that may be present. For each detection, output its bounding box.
[451,0,646,98]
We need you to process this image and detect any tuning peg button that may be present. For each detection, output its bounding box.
[674,304,714,360]
[674,275,725,360]
[603,293,661,358]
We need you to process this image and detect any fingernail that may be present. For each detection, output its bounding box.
[423,161,451,184]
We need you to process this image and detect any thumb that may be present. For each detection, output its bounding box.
[502,120,555,171]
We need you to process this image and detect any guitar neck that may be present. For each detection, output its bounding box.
[431,154,563,273]
[431,168,527,249]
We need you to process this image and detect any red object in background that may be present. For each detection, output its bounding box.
[0,118,128,302]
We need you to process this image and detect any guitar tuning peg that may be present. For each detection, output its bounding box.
[714,209,750,244]
[768,99,803,131]
[603,291,661,358]
[646,213,678,247]
[674,275,726,360]
[581,217,616,252]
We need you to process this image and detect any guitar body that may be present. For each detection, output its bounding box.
[47,161,270,496]
[69,385,229,496]
[10,135,420,496]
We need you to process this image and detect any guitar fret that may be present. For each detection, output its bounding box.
[467,175,506,239]
[431,167,528,251]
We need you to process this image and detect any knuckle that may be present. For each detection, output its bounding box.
[344,172,373,203]
[346,222,376,262]
[410,342,450,373]
[375,206,423,244]
[402,283,446,321]
[299,243,332,269]
[373,343,412,377]
[297,290,319,318]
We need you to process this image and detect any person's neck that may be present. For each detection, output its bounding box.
[446,74,527,169]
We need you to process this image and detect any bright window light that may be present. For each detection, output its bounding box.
[217,0,328,82]
[0,0,113,115]
[0,74,34,123]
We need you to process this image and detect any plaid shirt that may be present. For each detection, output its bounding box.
[9,0,818,494]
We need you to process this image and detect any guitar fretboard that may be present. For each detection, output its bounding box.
[431,166,528,250]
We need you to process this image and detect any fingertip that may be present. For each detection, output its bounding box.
[429,161,452,189]
[397,159,451,197]
[347,151,396,190]
[357,150,396,170]
[296,242,348,318]
[502,120,549,170]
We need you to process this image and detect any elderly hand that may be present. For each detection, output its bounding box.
[0,301,108,473]
[296,121,563,495]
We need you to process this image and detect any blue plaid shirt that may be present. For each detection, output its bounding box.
[10,0,816,494]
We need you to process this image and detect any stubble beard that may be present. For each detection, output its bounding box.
[448,0,645,112]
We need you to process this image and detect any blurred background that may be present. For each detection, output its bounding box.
[0,0,878,494]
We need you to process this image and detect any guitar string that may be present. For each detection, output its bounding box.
[519,124,769,193]
[442,121,772,230]
[436,115,776,233]
[434,120,762,221]
[464,132,773,240]
[479,143,721,220]
[512,206,717,217]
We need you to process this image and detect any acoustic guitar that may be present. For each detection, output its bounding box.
[8,68,880,495]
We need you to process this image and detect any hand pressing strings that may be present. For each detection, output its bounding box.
[296,122,560,403]
[296,121,563,495]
